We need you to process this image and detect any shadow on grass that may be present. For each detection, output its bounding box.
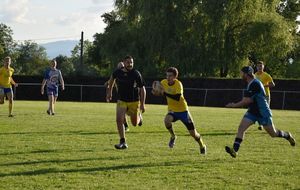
[175,131,236,137]
[0,161,186,178]
[0,156,128,167]
[0,130,169,136]
[0,148,94,156]
[0,131,117,136]
[202,132,237,136]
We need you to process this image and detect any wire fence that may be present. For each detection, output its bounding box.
[14,83,300,110]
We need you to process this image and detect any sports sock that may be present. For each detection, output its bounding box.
[195,135,205,148]
[277,130,290,139]
[233,138,243,152]
[120,138,126,144]
[124,122,128,128]
[167,127,175,137]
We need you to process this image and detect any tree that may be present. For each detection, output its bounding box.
[70,40,99,76]
[0,23,17,60]
[14,41,48,75]
[54,55,75,76]
[91,0,299,78]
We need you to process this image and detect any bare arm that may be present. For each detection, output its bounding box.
[106,76,115,102]
[264,81,275,88]
[226,97,253,108]
[10,77,18,87]
[59,73,65,90]
[139,86,146,113]
[41,79,47,95]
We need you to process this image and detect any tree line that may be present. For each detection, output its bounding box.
[1,0,299,78]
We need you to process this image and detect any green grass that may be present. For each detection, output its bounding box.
[0,101,299,190]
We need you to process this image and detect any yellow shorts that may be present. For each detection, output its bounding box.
[117,100,140,116]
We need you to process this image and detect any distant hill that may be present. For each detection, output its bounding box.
[40,40,78,59]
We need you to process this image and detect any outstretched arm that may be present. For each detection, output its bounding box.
[226,97,253,108]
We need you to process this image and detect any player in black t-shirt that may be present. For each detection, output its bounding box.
[104,62,130,131]
[106,55,146,149]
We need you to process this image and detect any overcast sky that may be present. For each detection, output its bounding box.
[0,0,115,43]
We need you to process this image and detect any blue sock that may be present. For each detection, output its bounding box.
[233,138,243,152]
[277,130,289,139]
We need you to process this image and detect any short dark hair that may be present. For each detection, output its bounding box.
[4,56,11,61]
[124,55,133,60]
[257,61,264,65]
[241,66,254,78]
[166,67,179,78]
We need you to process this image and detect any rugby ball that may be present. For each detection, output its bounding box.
[152,81,164,96]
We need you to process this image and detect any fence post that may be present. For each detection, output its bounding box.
[282,91,286,110]
[242,89,245,98]
[80,85,83,102]
[203,89,208,106]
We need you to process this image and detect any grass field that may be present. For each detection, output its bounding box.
[0,101,299,190]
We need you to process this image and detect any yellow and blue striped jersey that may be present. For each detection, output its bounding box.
[0,66,14,88]
[161,79,188,112]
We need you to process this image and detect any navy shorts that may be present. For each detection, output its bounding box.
[167,111,193,124]
[244,112,273,126]
[0,88,12,95]
[4,88,12,94]
[47,87,58,97]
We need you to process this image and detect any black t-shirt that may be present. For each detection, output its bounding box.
[112,68,145,102]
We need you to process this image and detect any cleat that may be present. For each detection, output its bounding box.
[46,110,51,115]
[51,113,55,116]
[225,146,237,158]
[114,143,128,150]
[258,126,263,130]
[8,114,14,117]
[287,133,296,146]
[168,136,177,148]
[200,145,207,155]
[138,113,143,126]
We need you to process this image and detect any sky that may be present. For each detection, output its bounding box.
[0,0,115,43]
[0,1,298,44]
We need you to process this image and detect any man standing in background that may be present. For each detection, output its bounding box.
[255,61,275,130]
[41,59,65,115]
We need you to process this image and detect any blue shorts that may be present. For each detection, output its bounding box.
[244,112,273,126]
[168,111,193,124]
[47,87,58,97]
[4,88,12,94]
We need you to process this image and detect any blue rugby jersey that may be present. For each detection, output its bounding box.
[244,79,272,118]
[44,68,62,90]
